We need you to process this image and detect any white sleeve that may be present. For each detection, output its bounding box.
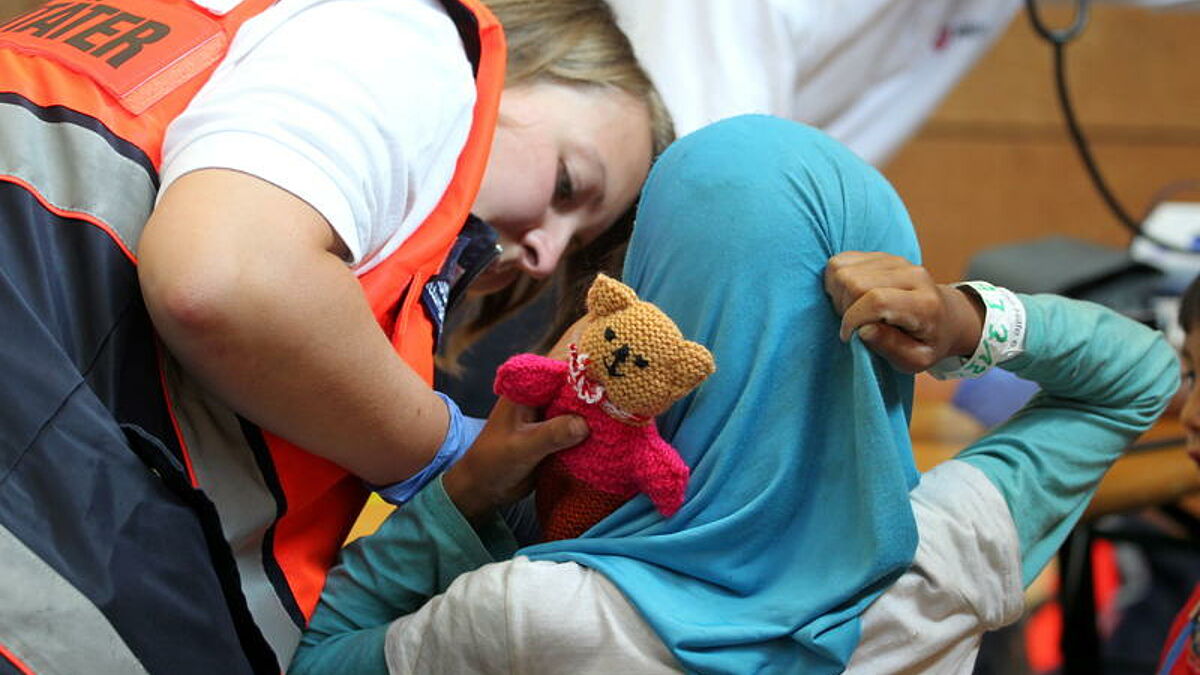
[160,0,476,272]
[381,461,1020,673]
[848,460,1024,674]
[383,557,681,674]
[611,0,1018,165]
[608,0,803,137]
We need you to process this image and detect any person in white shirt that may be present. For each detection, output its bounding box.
[609,0,1200,167]
[608,0,1019,166]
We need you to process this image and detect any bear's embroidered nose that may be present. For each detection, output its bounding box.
[606,344,630,378]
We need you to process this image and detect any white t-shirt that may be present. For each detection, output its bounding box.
[607,0,1020,166]
[846,460,1024,674]
[381,460,1024,674]
[610,0,1199,167]
[161,0,476,273]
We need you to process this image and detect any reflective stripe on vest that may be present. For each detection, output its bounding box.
[0,93,156,256]
[160,353,305,658]
[0,523,149,674]
[0,0,505,669]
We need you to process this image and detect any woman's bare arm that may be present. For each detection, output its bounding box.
[140,168,445,484]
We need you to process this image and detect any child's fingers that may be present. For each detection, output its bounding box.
[839,287,927,342]
[833,268,932,319]
[492,396,533,425]
[826,252,950,372]
[825,252,929,315]
[493,399,588,460]
[452,401,589,514]
[858,323,940,373]
[824,252,889,313]
[522,413,589,461]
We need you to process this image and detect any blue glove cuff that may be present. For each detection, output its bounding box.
[372,392,484,505]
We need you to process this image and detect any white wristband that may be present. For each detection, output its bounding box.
[929,281,1027,380]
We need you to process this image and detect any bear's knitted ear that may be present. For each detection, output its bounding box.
[586,273,638,317]
[667,340,716,399]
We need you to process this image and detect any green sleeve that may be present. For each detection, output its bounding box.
[288,477,519,675]
[956,294,1178,587]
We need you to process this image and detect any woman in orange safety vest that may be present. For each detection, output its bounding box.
[0,0,671,671]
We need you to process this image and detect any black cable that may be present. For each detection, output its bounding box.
[1025,0,1090,42]
[1050,41,1144,234]
[1024,0,1199,254]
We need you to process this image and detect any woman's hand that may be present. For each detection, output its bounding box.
[823,252,985,373]
[442,398,588,524]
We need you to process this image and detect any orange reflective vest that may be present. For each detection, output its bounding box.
[0,0,503,671]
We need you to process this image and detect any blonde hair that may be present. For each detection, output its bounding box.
[493,0,673,154]
[443,0,674,365]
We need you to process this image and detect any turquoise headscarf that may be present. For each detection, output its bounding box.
[524,116,921,673]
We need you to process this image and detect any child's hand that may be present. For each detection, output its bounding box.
[442,398,588,524]
[824,252,984,373]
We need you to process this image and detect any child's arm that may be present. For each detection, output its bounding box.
[955,293,1178,585]
[493,353,569,407]
[853,297,1177,671]
[826,252,1177,586]
[289,398,587,674]
[288,477,518,675]
[830,259,1177,669]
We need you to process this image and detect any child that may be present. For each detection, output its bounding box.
[1154,275,1200,675]
[291,116,1178,674]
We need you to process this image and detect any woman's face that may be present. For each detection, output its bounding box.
[471,82,653,294]
[1182,327,1200,465]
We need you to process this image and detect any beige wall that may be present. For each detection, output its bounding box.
[0,0,35,21]
[885,4,1200,281]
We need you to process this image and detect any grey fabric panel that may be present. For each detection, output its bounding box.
[161,354,303,664]
[0,102,155,254]
[0,524,149,675]
[0,95,304,659]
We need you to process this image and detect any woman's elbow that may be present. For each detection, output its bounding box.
[138,240,246,350]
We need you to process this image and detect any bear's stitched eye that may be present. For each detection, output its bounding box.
[604,327,616,342]
[634,355,649,369]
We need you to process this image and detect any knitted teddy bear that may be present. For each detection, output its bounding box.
[494,273,715,541]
